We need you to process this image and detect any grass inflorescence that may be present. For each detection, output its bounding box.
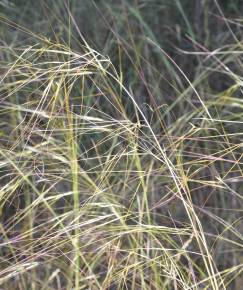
[0,1,242,289]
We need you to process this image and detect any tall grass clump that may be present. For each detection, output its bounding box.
[0,1,242,289]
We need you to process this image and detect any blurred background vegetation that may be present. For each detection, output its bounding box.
[1,0,242,122]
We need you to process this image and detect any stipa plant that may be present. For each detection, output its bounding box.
[0,36,242,290]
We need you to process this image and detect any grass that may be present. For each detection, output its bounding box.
[0,1,242,289]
